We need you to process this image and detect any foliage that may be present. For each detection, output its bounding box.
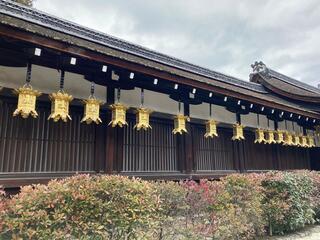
[1,171,320,239]
[261,171,315,235]
[211,174,265,240]
[12,0,34,7]
[0,175,162,240]
[0,186,6,233]
[294,170,320,222]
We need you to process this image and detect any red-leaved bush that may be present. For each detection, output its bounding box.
[0,171,319,239]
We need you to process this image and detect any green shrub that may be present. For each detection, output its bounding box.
[0,186,6,233]
[211,174,265,240]
[262,171,314,235]
[152,181,187,239]
[295,170,320,222]
[1,175,162,240]
[1,171,319,239]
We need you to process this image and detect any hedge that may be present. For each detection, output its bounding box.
[1,171,320,239]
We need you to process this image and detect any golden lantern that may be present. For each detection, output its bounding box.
[307,135,316,148]
[81,97,103,124]
[283,131,294,146]
[275,130,285,144]
[292,133,301,147]
[48,90,73,122]
[134,107,152,131]
[232,123,245,141]
[315,125,320,137]
[300,135,308,148]
[204,119,218,138]
[254,128,266,144]
[265,130,276,144]
[13,84,41,119]
[172,114,190,135]
[108,103,128,127]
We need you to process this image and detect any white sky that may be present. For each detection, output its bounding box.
[34,0,320,86]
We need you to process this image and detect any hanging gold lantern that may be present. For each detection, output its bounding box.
[108,103,128,127]
[307,135,316,148]
[172,114,190,135]
[13,84,41,119]
[283,131,294,146]
[275,130,285,144]
[315,125,320,137]
[48,90,73,122]
[265,130,276,144]
[204,119,218,138]
[232,123,245,141]
[300,135,308,148]
[292,133,301,147]
[134,107,152,131]
[81,97,103,124]
[254,128,266,144]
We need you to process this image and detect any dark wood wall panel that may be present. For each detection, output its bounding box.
[243,132,275,170]
[122,117,178,172]
[0,100,95,173]
[278,146,310,170]
[244,131,310,171]
[192,125,235,171]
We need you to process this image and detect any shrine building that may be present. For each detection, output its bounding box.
[0,1,319,188]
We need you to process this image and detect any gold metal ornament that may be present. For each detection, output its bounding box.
[13,84,41,119]
[300,135,308,148]
[293,134,301,147]
[204,119,218,138]
[48,90,73,122]
[81,97,103,124]
[134,108,152,131]
[315,125,320,137]
[307,135,316,148]
[172,114,190,135]
[108,103,128,127]
[254,128,266,144]
[275,130,285,144]
[283,131,294,146]
[232,123,245,141]
[265,130,276,144]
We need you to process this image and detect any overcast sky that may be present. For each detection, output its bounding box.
[34,0,320,86]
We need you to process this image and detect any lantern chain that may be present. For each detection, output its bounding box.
[59,70,65,90]
[26,62,32,84]
[117,88,121,103]
[90,82,95,96]
[209,103,212,117]
[141,88,144,107]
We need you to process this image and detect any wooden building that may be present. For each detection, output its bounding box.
[0,1,319,188]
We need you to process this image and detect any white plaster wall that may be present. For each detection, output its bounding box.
[121,87,183,115]
[0,65,106,101]
[190,102,236,124]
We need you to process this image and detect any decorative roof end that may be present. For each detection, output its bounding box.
[251,61,268,75]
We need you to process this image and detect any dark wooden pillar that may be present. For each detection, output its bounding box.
[94,117,106,172]
[184,103,193,174]
[176,102,194,174]
[272,120,280,170]
[105,87,115,173]
[236,113,246,173]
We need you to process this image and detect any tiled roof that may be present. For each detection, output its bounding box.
[268,69,320,95]
[0,0,267,93]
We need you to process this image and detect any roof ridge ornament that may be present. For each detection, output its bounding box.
[251,61,268,75]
